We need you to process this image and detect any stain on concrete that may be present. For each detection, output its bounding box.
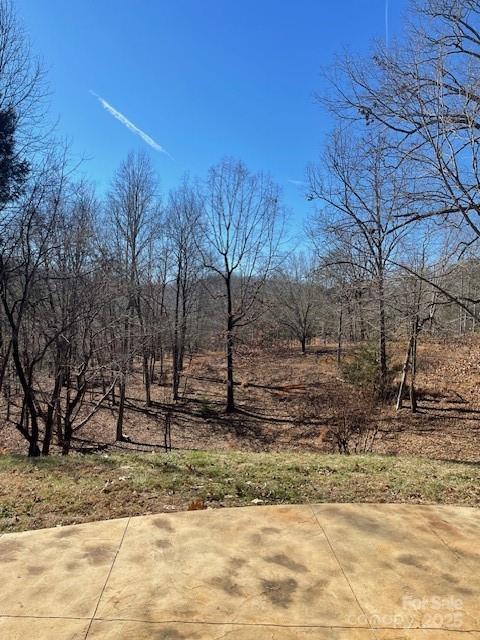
[82,544,114,565]
[264,552,308,574]
[154,626,188,639]
[0,539,22,562]
[397,553,424,569]
[303,578,329,603]
[155,539,171,549]
[229,556,246,569]
[152,518,174,532]
[55,528,78,539]
[261,577,298,608]
[26,565,45,576]
[209,574,243,597]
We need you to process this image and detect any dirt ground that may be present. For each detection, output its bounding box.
[1,337,480,462]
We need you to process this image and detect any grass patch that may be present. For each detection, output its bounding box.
[0,450,479,533]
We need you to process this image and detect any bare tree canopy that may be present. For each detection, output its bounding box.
[199,158,284,412]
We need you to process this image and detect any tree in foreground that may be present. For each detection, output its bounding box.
[199,158,284,413]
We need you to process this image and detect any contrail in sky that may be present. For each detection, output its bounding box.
[90,90,171,158]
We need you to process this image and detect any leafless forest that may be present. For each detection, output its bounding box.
[1,0,480,460]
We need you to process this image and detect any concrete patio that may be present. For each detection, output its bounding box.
[0,503,479,639]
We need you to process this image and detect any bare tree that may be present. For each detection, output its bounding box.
[165,179,202,401]
[395,242,438,411]
[0,0,47,402]
[308,131,407,395]
[0,151,69,456]
[322,0,480,312]
[39,185,117,455]
[271,253,320,354]
[107,151,159,439]
[199,158,284,412]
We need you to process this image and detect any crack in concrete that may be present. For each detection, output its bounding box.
[309,505,372,632]
[84,517,131,639]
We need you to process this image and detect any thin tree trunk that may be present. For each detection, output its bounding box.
[396,334,414,411]
[226,277,235,413]
[9,331,41,457]
[116,375,126,441]
[409,329,418,412]
[143,351,151,406]
[172,269,181,401]
[42,364,64,456]
[55,396,62,447]
[0,340,11,394]
[226,323,235,413]
[336,305,343,366]
[377,270,387,396]
[158,344,164,385]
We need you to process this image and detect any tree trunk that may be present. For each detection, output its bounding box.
[28,436,40,457]
[172,273,181,401]
[226,277,235,413]
[158,344,164,385]
[377,271,387,396]
[226,324,235,413]
[336,305,343,366]
[42,418,53,456]
[42,366,64,456]
[409,329,418,413]
[0,340,11,394]
[10,332,41,456]
[143,351,151,406]
[62,420,73,455]
[116,375,126,441]
[26,404,40,458]
[396,335,414,411]
[55,397,63,447]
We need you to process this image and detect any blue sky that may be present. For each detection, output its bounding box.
[17,0,406,223]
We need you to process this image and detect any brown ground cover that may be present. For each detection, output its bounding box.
[1,338,479,462]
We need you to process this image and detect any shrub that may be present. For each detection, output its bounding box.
[341,342,397,399]
[324,387,379,455]
[297,384,380,455]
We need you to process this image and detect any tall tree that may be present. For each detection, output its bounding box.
[199,158,283,412]
[0,0,55,456]
[308,132,407,395]
[107,152,159,438]
[165,179,202,401]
